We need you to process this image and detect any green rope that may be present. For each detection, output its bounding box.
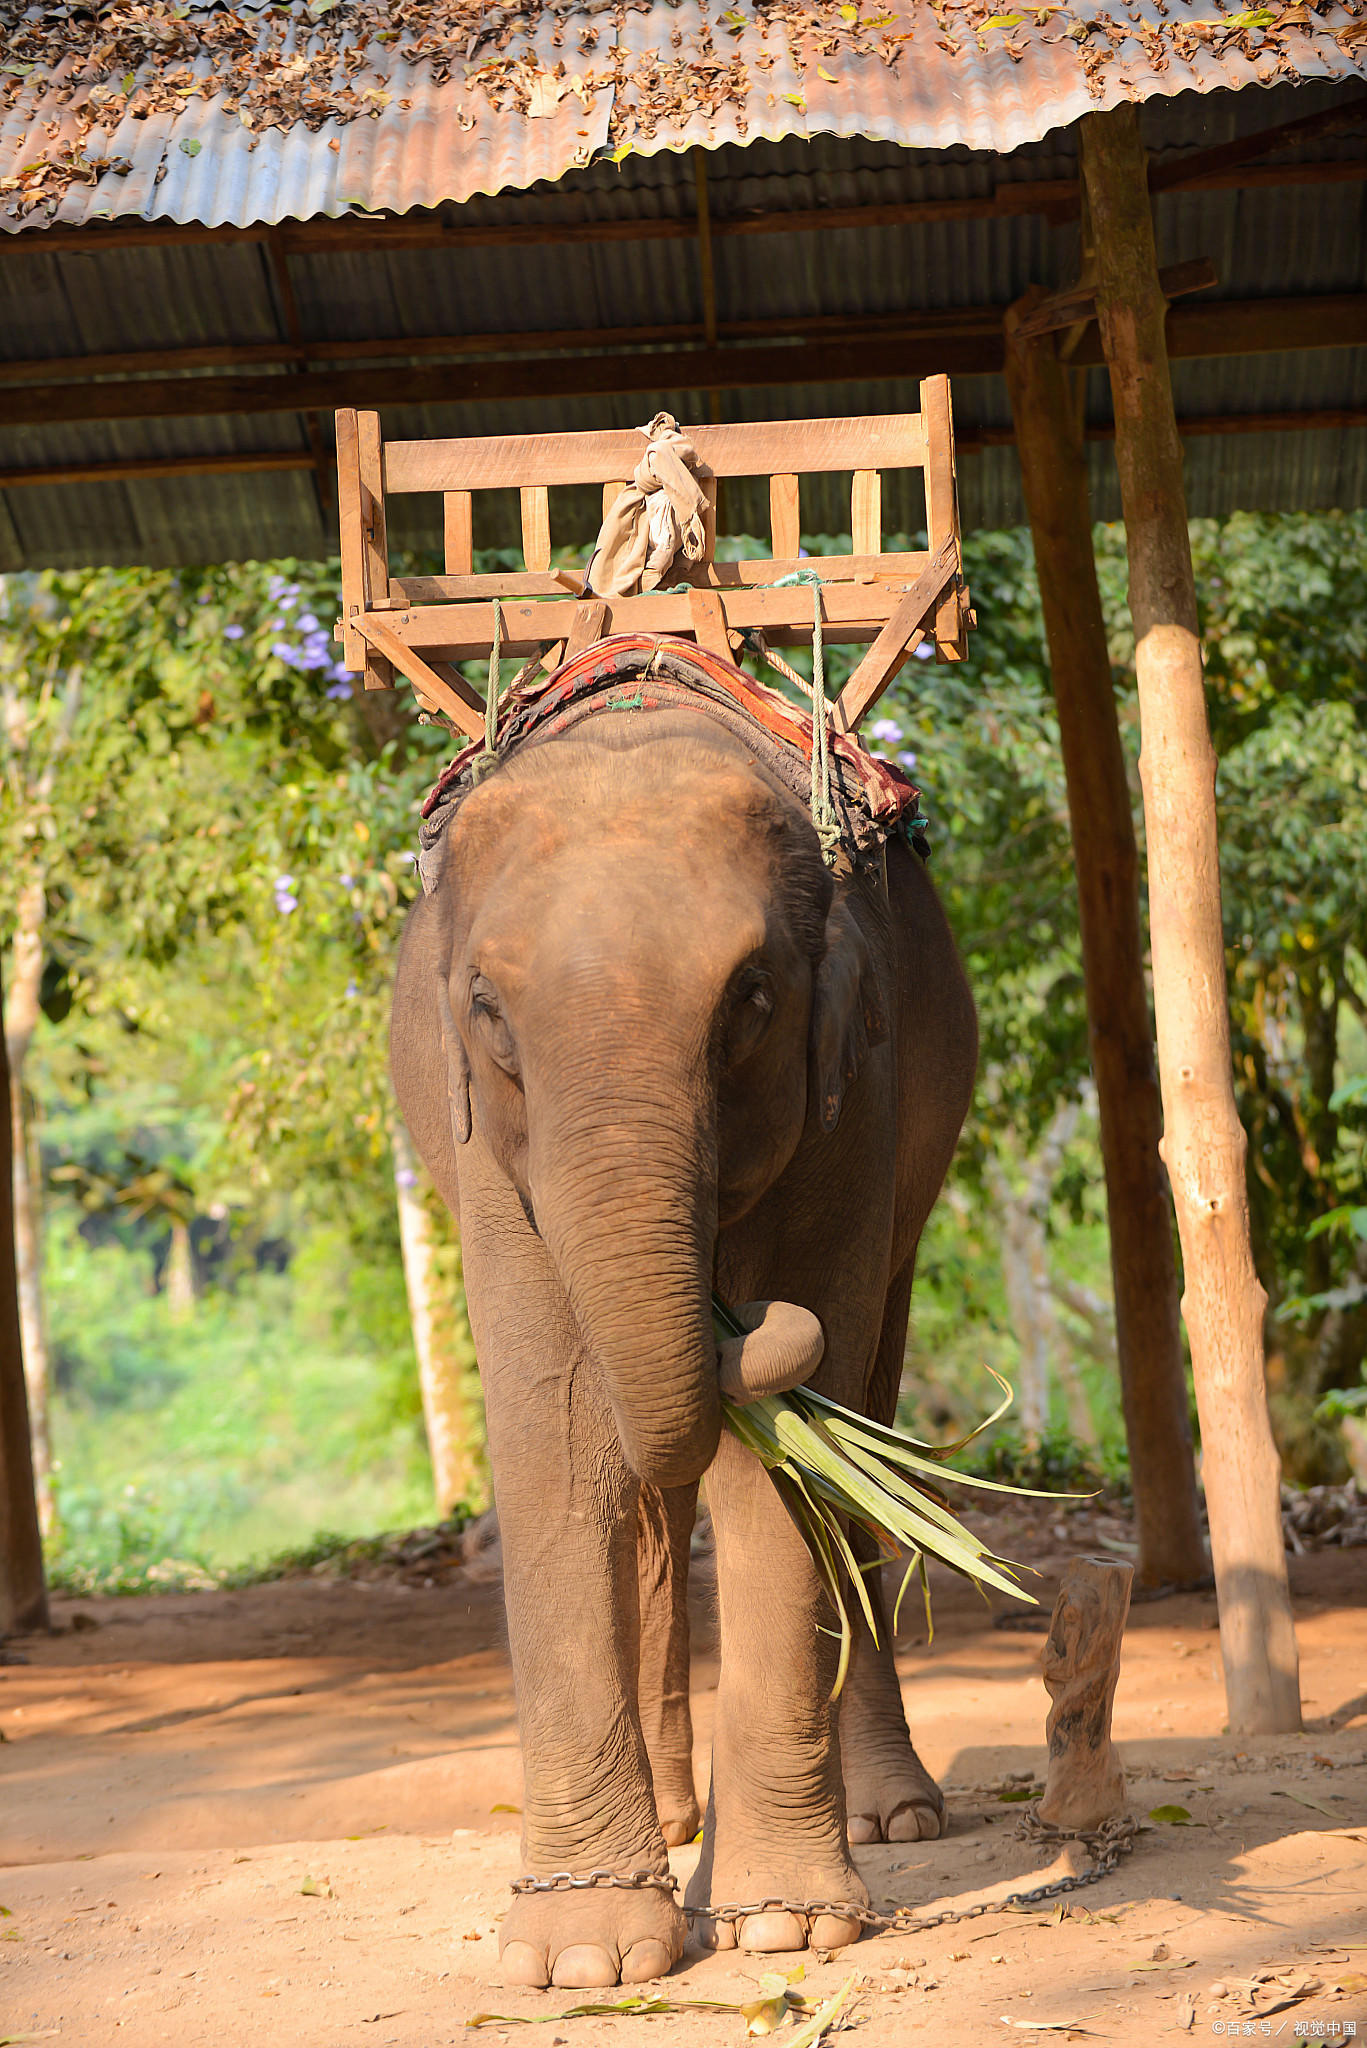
[472,597,504,782]
[773,568,839,867]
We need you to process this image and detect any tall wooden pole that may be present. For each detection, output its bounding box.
[1079,104,1301,1735]
[0,949,48,1638]
[1003,301,1205,1589]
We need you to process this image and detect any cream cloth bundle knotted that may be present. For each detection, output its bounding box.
[583,411,714,597]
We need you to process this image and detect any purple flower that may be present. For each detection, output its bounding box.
[898,750,919,770]
[328,662,352,684]
[326,681,353,700]
[914,641,934,660]
[871,718,902,744]
[275,874,295,890]
[297,612,320,634]
[274,892,298,915]
[395,1166,417,1189]
[338,873,354,889]
[345,979,359,997]
[223,623,244,640]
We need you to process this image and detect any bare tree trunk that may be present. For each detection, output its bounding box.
[389,1114,482,1517]
[0,947,48,1636]
[1081,103,1301,1736]
[165,1221,195,1322]
[1004,296,1205,1585]
[4,878,53,1537]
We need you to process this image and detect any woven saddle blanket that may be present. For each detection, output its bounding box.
[417,634,927,898]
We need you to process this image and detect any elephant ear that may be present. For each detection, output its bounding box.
[390,892,469,1215]
[808,897,889,1135]
[437,975,472,1147]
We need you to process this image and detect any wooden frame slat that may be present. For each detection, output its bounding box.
[920,375,964,662]
[357,409,393,689]
[384,414,927,494]
[389,553,931,607]
[769,474,800,561]
[444,490,473,575]
[520,485,552,573]
[851,470,881,557]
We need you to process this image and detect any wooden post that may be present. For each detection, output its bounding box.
[1003,300,1205,1590]
[1080,104,1301,1736]
[1038,1557,1132,1832]
[0,950,48,1638]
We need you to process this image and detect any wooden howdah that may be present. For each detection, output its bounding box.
[334,383,973,744]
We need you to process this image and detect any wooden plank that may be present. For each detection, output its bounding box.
[562,599,610,664]
[385,415,927,493]
[851,470,881,557]
[390,554,925,607]
[832,538,960,732]
[1014,256,1218,341]
[335,407,367,672]
[1147,89,1367,196]
[356,410,393,690]
[687,588,732,660]
[520,485,552,573]
[919,375,963,662]
[355,617,485,741]
[444,490,473,576]
[769,474,800,561]
[603,480,629,519]
[368,576,933,661]
[9,293,1363,430]
[701,474,718,562]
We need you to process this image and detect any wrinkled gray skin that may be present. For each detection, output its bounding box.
[391,707,976,1991]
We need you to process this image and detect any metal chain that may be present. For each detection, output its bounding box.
[685,1815,1139,1936]
[510,1870,679,1898]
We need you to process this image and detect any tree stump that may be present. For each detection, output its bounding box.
[1038,1557,1133,1831]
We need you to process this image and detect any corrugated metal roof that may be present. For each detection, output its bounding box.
[2,0,1364,233]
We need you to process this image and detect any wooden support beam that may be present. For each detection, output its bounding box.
[1081,102,1301,1737]
[357,410,392,691]
[1014,255,1217,341]
[832,538,957,732]
[4,150,1363,263]
[4,293,1359,430]
[687,587,732,659]
[562,599,609,664]
[1147,88,1367,196]
[1003,289,1205,1592]
[354,617,485,741]
[0,951,48,1640]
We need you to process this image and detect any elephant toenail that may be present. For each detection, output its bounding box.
[621,1938,672,1983]
[737,1911,807,1952]
[501,1941,550,1988]
[551,1943,621,1989]
[846,1812,881,1845]
[887,1800,942,1841]
[810,1913,863,1950]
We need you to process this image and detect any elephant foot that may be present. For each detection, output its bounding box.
[499,1879,687,1990]
[843,1741,946,1844]
[686,1847,866,1957]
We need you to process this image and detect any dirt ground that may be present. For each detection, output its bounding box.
[2,1506,1365,2047]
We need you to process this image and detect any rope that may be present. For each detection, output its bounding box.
[773,568,839,868]
[472,597,504,782]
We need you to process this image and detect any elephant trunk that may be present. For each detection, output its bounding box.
[530,1073,721,1492]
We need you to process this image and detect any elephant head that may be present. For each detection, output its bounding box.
[392,710,887,1489]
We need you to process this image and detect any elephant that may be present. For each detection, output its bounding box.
[391,641,977,1992]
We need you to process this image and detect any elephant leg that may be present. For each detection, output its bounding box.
[685,1429,868,1956]
[636,1481,701,1848]
[458,1142,687,1991]
[841,1253,946,1845]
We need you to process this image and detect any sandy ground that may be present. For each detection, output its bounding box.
[2,1513,1365,2047]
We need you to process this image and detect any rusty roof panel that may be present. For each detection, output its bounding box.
[1,0,1364,234]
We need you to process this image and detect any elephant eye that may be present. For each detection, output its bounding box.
[727,969,773,1064]
[469,974,519,1074]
